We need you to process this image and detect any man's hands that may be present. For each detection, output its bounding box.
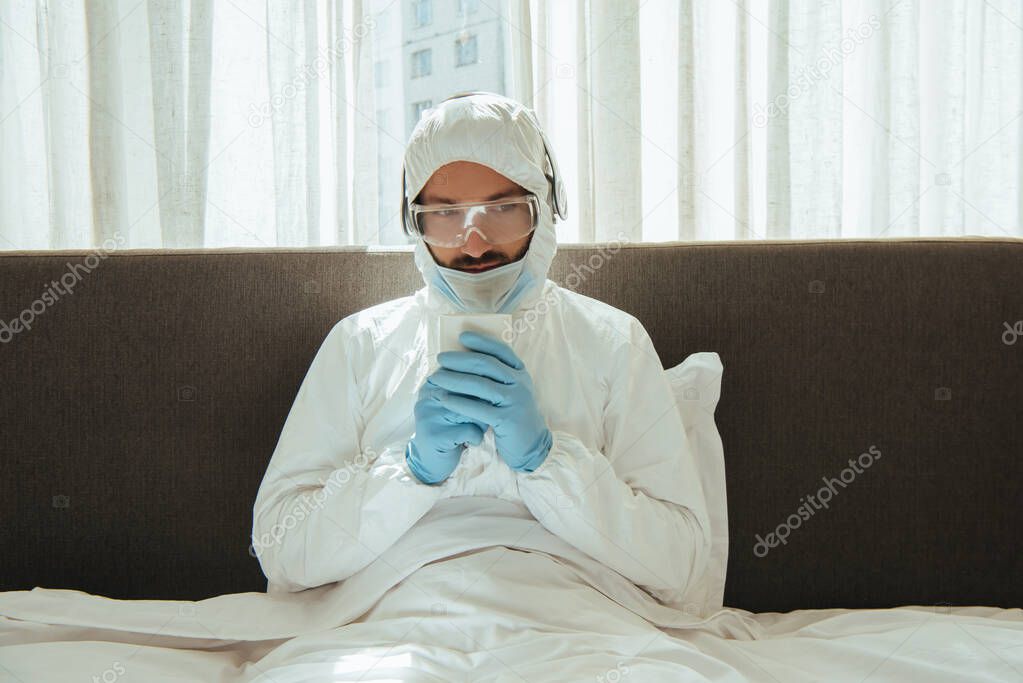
[406,378,489,485]
[426,331,552,473]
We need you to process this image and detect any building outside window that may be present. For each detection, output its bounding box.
[457,0,479,15]
[409,100,433,139]
[413,0,432,27]
[411,100,433,129]
[455,33,478,67]
[411,48,432,78]
[375,7,391,33]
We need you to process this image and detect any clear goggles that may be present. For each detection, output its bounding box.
[409,193,540,248]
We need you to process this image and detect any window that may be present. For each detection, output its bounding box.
[411,100,433,127]
[413,0,432,27]
[455,33,478,67]
[378,157,394,190]
[457,0,479,15]
[374,60,388,88]
[411,48,432,78]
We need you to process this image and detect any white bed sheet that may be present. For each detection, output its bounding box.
[2,498,1021,682]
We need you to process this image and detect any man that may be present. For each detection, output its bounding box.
[251,91,711,614]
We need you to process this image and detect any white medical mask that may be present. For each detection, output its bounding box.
[430,256,536,314]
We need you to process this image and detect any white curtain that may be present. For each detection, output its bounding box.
[529,0,1023,243]
[2,0,1021,250]
[1,0,379,249]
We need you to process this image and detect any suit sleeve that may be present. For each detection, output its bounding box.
[515,317,711,609]
[251,319,449,592]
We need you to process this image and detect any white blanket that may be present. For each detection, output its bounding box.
[2,497,1021,681]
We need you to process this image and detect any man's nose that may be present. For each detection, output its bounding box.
[460,229,492,258]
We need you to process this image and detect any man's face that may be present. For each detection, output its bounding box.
[415,161,534,272]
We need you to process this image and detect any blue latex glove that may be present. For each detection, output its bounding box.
[406,378,489,485]
[427,331,553,473]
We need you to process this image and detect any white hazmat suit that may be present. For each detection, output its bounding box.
[249,93,732,679]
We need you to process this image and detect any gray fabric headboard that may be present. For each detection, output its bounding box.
[1,237,1020,613]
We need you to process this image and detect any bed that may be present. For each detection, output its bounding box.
[2,500,1021,681]
[1,239,1021,681]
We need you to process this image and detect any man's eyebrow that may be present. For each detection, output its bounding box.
[422,189,522,204]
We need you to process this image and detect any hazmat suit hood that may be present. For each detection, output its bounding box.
[401,91,568,314]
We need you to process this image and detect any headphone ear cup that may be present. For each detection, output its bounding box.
[401,167,414,236]
[539,131,568,221]
[551,169,567,221]
[401,193,409,235]
[400,169,407,234]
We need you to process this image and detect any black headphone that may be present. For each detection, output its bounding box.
[400,90,567,237]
